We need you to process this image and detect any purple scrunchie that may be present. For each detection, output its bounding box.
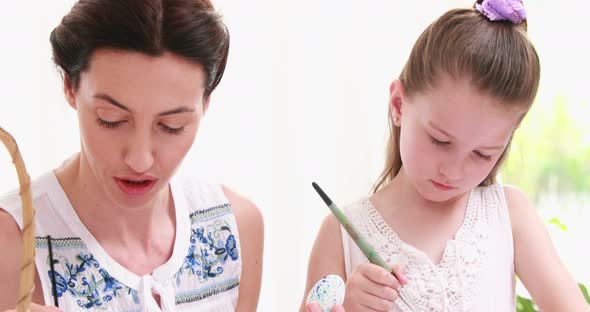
[475,0,527,24]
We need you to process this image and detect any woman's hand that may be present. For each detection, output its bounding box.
[342,263,407,312]
[3,303,62,312]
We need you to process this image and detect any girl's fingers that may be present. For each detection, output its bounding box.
[360,263,398,288]
[306,302,321,312]
[391,263,408,285]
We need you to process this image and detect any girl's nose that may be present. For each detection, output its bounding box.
[439,160,462,181]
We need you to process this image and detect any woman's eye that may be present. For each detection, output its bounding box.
[159,123,185,135]
[97,118,124,129]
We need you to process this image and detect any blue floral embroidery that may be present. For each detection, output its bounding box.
[225,235,238,261]
[47,252,138,309]
[176,220,239,285]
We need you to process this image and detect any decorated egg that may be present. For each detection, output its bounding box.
[306,274,345,312]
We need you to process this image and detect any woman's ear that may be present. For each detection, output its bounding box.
[202,95,211,116]
[63,74,77,110]
[389,79,405,127]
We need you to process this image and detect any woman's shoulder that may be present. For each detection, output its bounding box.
[172,171,261,218]
[0,171,57,228]
[221,185,263,232]
[0,187,22,214]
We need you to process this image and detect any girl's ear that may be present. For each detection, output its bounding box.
[389,80,405,127]
[63,74,77,110]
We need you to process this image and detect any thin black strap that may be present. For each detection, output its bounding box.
[47,235,59,307]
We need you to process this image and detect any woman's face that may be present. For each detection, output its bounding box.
[65,49,208,209]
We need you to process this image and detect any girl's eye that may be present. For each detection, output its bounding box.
[159,123,185,135]
[431,136,450,145]
[474,150,492,160]
[97,118,124,129]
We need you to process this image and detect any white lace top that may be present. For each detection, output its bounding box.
[340,184,515,312]
[0,171,241,312]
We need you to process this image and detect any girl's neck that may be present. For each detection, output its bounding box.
[371,166,472,266]
[378,167,468,216]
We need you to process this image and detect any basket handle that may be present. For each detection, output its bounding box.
[0,127,36,312]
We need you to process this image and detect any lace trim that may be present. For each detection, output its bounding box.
[346,188,492,312]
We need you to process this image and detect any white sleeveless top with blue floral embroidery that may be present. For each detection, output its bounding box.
[0,171,241,311]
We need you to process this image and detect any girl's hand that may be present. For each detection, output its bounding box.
[306,301,345,312]
[343,263,408,312]
[3,303,62,312]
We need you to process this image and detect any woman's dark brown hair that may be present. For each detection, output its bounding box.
[50,0,230,97]
[373,3,541,192]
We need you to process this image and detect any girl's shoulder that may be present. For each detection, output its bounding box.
[482,183,532,213]
[489,183,536,234]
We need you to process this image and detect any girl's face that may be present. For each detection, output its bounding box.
[64,49,208,209]
[391,76,525,203]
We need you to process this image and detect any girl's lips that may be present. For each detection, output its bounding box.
[114,177,157,196]
[431,180,455,191]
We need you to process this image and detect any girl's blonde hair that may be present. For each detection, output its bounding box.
[373,5,540,193]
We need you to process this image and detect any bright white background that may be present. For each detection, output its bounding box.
[1,1,589,311]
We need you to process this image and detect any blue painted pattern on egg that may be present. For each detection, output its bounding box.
[306,274,345,312]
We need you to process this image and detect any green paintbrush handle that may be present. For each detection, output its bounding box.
[313,182,391,271]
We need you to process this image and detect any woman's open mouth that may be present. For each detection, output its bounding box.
[114,177,157,196]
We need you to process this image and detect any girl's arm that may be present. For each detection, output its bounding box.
[300,214,348,312]
[300,213,405,312]
[222,186,264,312]
[506,185,589,311]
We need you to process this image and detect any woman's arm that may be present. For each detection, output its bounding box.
[506,185,589,311]
[0,210,23,311]
[222,186,264,312]
[0,209,60,311]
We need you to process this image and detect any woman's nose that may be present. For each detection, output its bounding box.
[123,132,154,173]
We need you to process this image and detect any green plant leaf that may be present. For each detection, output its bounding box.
[580,283,590,304]
[517,295,538,312]
[547,217,568,232]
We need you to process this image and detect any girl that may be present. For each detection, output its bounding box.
[0,0,263,311]
[302,0,589,311]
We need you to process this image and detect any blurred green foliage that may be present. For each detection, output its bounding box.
[502,95,590,200]
[501,96,590,310]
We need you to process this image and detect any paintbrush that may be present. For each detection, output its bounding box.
[311,182,417,312]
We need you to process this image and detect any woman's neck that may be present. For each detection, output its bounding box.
[54,154,176,255]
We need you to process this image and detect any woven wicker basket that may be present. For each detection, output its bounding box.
[0,127,36,312]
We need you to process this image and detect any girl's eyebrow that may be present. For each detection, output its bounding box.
[428,120,505,150]
[478,144,505,151]
[428,121,455,139]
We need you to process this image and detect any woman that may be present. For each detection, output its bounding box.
[0,0,263,311]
